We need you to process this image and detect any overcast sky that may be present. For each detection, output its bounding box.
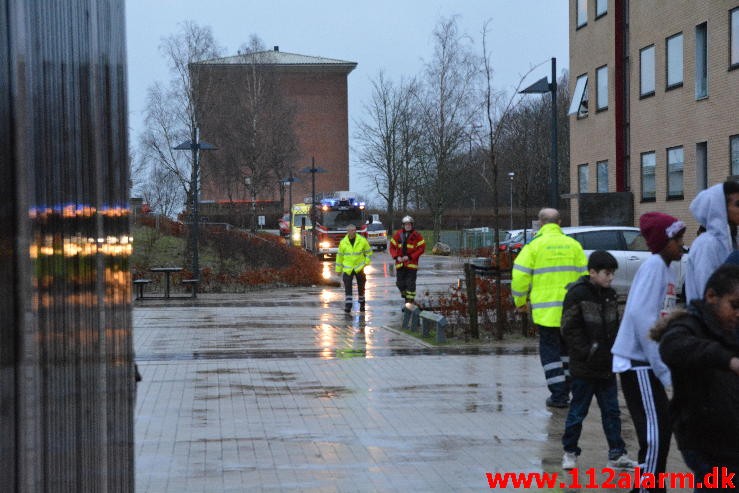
[125,0,569,203]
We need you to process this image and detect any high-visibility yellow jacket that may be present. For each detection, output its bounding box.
[511,223,587,327]
[336,234,372,274]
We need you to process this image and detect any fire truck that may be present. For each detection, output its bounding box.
[301,192,367,258]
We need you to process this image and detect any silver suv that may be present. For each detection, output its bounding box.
[366,222,388,251]
[560,226,687,300]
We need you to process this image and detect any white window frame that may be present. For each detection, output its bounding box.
[695,23,708,99]
[595,0,607,18]
[596,161,609,193]
[577,0,587,28]
[696,142,708,191]
[731,7,739,69]
[640,45,656,97]
[666,33,684,89]
[596,65,608,111]
[667,146,684,199]
[568,74,589,118]
[641,152,656,201]
[731,135,739,176]
[578,164,589,193]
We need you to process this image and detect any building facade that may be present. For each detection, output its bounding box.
[569,0,739,240]
[195,48,357,212]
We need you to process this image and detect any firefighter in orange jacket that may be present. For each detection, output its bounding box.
[389,216,426,305]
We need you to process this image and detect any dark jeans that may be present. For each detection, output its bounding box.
[562,376,625,459]
[396,268,417,301]
[681,450,739,493]
[343,270,366,306]
[537,325,570,403]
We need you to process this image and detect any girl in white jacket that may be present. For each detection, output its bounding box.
[685,181,739,302]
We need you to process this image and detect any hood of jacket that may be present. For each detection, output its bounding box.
[689,183,731,245]
[651,300,738,346]
[651,307,689,342]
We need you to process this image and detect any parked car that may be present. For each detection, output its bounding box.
[366,222,387,250]
[560,226,687,300]
[278,213,290,238]
[499,229,536,254]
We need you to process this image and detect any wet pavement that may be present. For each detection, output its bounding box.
[134,251,692,492]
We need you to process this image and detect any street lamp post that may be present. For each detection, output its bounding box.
[301,156,327,250]
[279,173,299,230]
[508,172,515,230]
[244,176,257,231]
[519,57,558,209]
[174,128,217,281]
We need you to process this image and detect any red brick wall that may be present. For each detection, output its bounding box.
[197,65,351,206]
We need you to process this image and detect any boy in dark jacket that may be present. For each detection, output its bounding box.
[560,250,637,471]
[652,263,739,487]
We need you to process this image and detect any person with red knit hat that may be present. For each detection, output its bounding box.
[611,211,686,493]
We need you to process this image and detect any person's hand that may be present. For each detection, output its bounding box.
[515,304,529,314]
[729,357,739,376]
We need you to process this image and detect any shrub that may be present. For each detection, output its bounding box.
[131,222,322,291]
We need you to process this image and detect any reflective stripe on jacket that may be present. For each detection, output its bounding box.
[511,223,587,327]
[336,234,372,274]
[389,229,425,270]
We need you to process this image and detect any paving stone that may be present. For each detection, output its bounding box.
[135,252,692,492]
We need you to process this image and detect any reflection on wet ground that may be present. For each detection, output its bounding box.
[134,252,691,492]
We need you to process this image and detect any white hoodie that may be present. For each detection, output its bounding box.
[685,184,735,302]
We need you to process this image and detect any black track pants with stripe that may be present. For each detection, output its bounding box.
[619,368,671,493]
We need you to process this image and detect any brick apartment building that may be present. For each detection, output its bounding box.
[193,47,357,216]
[568,0,739,240]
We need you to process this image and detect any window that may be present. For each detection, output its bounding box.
[695,23,708,99]
[568,74,589,117]
[624,231,649,252]
[596,0,607,18]
[574,230,623,250]
[578,164,589,193]
[641,152,656,201]
[731,135,739,175]
[640,45,656,97]
[666,33,684,89]
[596,65,608,111]
[577,0,587,28]
[732,8,739,69]
[667,146,684,199]
[597,160,609,192]
[696,142,708,191]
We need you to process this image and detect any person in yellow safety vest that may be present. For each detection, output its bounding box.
[511,208,588,408]
[336,224,372,313]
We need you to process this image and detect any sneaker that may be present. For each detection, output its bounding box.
[546,397,569,408]
[562,452,577,470]
[606,454,639,470]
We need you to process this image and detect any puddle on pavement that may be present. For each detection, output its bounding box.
[137,345,538,362]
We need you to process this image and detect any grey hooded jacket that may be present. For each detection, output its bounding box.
[685,183,735,302]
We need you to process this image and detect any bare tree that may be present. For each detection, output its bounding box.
[355,72,422,230]
[196,35,300,231]
[416,17,480,243]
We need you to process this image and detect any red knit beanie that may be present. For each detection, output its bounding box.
[639,212,686,254]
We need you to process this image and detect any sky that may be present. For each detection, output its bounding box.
[125,0,569,204]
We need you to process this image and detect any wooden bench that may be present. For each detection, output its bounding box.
[181,279,199,298]
[419,310,448,343]
[133,279,152,300]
